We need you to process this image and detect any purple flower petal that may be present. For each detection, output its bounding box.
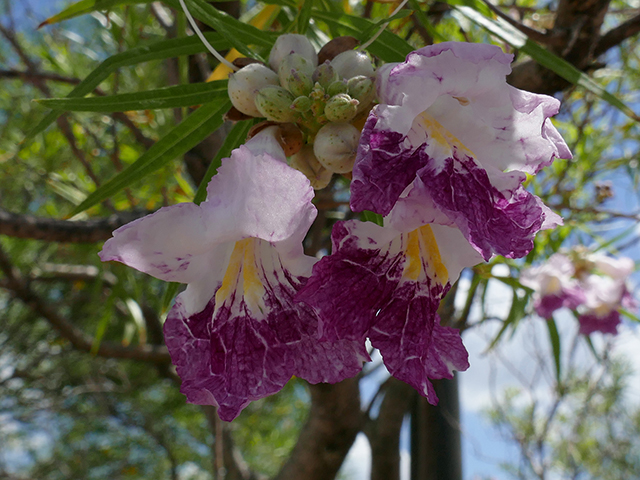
[165,237,364,421]
[299,220,474,403]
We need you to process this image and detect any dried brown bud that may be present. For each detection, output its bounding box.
[224,106,253,122]
[232,57,265,69]
[318,36,360,64]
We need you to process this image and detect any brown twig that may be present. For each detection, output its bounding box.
[0,243,171,364]
[0,207,152,243]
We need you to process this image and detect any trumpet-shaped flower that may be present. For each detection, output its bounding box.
[520,253,586,318]
[351,42,571,260]
[99,128,365,421]
[521,251,637,335]
[298,217,483,403]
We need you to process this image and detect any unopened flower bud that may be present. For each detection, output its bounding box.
[347,76,375,112]
[312,62,339,89]
[255,86,296,122]
[330,50,375,80]
[325,94,359,123]
[291,95,312,112]
[317,36,360,64]
[278,53,314,84]
[228,64,280,117]
[313,122,360,173]
[279,53,314,97]
[269,34,318,72]
[326,80,348,97]
[289,145,334,189]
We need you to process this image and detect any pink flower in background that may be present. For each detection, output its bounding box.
[520,253,586,318]
[521,250,637,335]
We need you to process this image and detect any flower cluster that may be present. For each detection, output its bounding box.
[521,249,637,335]
[100,37,571,420]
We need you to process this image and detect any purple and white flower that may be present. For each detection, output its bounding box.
[99,127,365,421]
[520,253,586,318]
[300,42,571,404]
[521,250,637,335]
[298,219,482,403]
[351,42,570,260]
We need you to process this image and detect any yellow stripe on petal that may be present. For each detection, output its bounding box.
[403,230,422,281]
[415,112,474,158]
[215,238,266,313]
[402,225,449,285]
[418,224,448,285]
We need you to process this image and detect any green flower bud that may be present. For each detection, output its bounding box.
[312,62,339,89]
[269,34,318,72]
[347,76,376,112]
[324,94,359,123]
[228,63,279,117]
[313,122,360,173]
[326,80,348,97]
[279,53,314,97]
[330,50,374,80]
[289,145,333,190]
[291,95,312,112]
[254,86,296,122]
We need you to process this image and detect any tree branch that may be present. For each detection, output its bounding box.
[274,379,362,480]
[0,208,151,243]
[595,11,640,56]
[365,377,414,480]
[0,243,171,364]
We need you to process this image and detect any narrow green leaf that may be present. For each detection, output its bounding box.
[71,99,231,215]
[162,282,182,312]
[163,0,274,57]
[358,9,413,41]
[620,308,640,323]
[297,0,315,35]
[408,0,447,43]
[23,33,229,145]
[485,287,527,351]
[442,0,492,18]
[38,0,153,27]
[453,6,640,122]
[311,10,413,62]
[193,120,253,204]
[361,210,383,226]
[546,318,562,382]
[36,81,228,112]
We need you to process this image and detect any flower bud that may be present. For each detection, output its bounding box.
[317,36,360,64]
[279,53,314,97]
[313,122,360,173]
[326,80,348,97]
[228,63,280,117]
[347,76,376,112]
[330,50,375,80]
[291,95,312,112]
[312,62,339,89]
[269,34,318,72]
[254,86,296,122]
[324,94,359,123]
[289,145,334,189]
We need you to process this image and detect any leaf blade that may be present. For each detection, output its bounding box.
[70,99,231,215]
[36,81,228,112]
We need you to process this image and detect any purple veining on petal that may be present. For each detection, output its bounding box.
[577,310,621,335]
[534,287,586,318]
[417,150,544,260]
[299,220,470,405]
[369,279,469,404]
[351,114,427,215]
[164,238,364,422]
[296,220,405,342]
